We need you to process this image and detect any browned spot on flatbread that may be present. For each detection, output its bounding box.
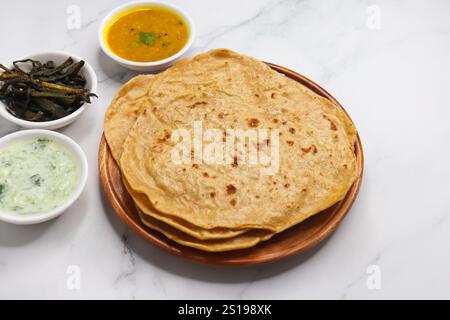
[323,114,338,131]
[301,145,317,154]
[226,184,237,195]
[248,118,260,127]
[187,101,207,109]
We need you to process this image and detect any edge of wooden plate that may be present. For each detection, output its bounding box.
[98,62,364,266]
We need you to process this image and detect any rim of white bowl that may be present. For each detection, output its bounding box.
[0,51,97,129]
[0,130,89,225]
[98,1,196,67]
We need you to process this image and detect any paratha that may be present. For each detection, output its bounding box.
[136,208,273,252]
[104,73,252,240]
[121,49,357,232]
[104,75,154,162]
[124,177,251,240]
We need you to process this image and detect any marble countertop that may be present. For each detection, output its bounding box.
[1,0,450,299]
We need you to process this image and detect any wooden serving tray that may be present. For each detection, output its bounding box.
[99,63,364,265]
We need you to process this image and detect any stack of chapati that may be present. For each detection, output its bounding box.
[104,49,357,252]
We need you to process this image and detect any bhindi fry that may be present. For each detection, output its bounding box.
[0,58,97,122]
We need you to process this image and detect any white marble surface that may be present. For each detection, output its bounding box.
[1,0,450,299]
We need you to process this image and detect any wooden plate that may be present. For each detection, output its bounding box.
[99,62,364,265]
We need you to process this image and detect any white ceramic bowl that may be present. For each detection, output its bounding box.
[0,51,97,130]
[0,130,88,225]
[98,1,195,72]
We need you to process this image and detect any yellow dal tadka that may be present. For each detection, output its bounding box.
[105,6,189,62]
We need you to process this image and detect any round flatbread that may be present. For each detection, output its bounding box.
[136,208,273,252]
[123,177,251,240]
[104,74,252,240]
[121,49,357,232]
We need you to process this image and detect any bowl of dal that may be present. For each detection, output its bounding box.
[0,130,88,225]
[99,1,195,71]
